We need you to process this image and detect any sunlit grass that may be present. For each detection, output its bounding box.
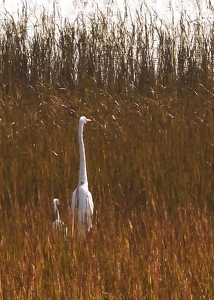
[0,0,214,298]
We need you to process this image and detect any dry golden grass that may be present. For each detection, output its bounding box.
[0,2,214,299]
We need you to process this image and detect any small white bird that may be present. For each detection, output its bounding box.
[52,198,67,236]
[71,116,94,236]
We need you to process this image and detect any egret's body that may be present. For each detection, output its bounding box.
[52,198,67,235]
[71,116,94,236]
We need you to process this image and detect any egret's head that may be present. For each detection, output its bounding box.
[79,116,91,126]
[53,198,60,206]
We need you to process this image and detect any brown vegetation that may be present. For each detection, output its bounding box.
[0,2,214,299]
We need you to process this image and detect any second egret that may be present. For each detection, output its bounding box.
[52,198,67,236]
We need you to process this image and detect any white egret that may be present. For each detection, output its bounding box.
[52,198,67,236]
[71,116,94,236]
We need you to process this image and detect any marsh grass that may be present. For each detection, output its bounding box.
[0,1,214,298]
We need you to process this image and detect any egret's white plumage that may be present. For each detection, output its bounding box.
[52,198,67,235]
[71,116,94,236]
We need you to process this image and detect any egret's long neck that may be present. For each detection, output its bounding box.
[78,123,88,186]
[54,204,60,221]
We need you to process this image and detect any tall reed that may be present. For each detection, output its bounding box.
[0,1,214,298]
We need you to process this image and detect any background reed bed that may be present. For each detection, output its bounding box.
[0,1,214,298]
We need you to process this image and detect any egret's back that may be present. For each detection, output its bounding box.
[71,184,94,233]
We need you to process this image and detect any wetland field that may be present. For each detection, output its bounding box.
[0,1,214,298]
